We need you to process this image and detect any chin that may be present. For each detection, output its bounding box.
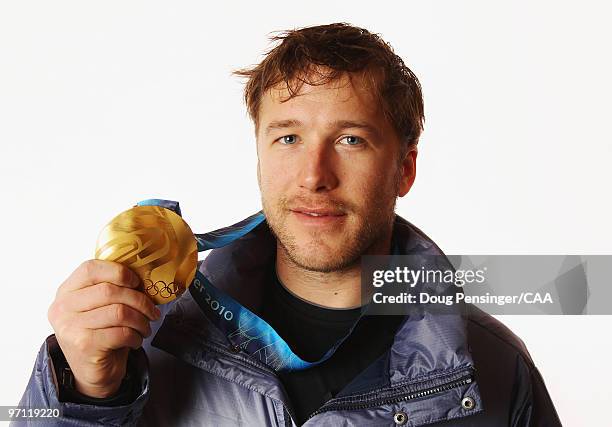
[282,240,359,273]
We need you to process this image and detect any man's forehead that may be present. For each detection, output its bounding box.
[253,68,392,137]
[265,72,375,103]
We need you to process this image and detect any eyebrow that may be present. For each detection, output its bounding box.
[331,120,380,137]
[264,119,303,135]
[264,119,380,137]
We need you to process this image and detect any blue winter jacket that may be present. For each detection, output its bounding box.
[17,201,562,426]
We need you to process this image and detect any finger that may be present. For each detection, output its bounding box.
[93,326,144,350]
[77,304,152,338]
[59,260,140,294]
[64,282,160,321]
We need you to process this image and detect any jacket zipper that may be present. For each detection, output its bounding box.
[306,372,474,422]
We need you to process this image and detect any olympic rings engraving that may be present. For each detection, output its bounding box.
[144,279,182,298]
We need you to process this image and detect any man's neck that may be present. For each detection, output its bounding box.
[275,232,393,309]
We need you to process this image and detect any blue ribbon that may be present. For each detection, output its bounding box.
[137,198,358,372]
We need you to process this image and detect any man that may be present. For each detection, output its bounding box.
[18,23,561,426]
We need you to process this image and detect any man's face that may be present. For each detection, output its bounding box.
[256,72,416,272]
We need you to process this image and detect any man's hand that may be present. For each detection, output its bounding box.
[47,259,161,398]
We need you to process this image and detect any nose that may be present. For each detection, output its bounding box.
[297,141,339,192]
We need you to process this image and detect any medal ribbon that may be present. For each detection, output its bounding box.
[137,198,363,372]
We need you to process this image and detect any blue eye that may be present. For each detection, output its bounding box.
[278,135,298,145]
[339,135,363,146]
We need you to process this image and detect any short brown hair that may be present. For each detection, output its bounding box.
[233,22,425,149]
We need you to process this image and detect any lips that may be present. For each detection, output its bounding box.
[289,206,347,227]
[290,207,346,217]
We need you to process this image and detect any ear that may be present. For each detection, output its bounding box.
[398,146,418,197]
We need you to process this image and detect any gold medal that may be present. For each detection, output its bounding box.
[95,205,198,305]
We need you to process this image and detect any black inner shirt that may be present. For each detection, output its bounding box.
[260,266,405,426]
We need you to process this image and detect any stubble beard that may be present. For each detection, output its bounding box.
[261,186,398,274]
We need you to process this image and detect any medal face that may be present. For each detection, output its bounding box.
[95,205,198,305]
